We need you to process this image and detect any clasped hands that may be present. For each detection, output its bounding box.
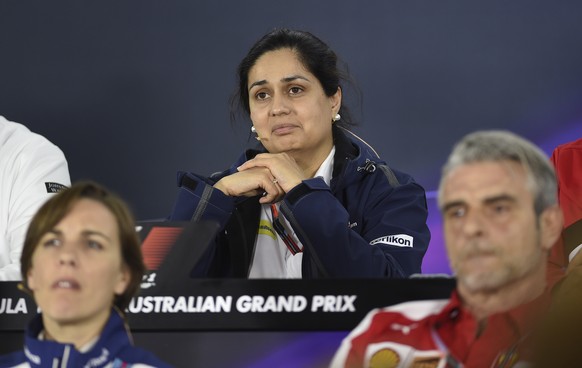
[213,152,305,204]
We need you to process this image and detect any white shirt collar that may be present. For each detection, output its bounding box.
[313,146,335,185]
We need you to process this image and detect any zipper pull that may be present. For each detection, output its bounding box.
[357,159,377,173]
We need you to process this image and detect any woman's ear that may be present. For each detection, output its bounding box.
[114,265,131,296]
[27,268,37,291]
[331,86,342,116]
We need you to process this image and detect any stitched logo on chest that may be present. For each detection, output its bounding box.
[370,348,400,368]
[390,322,419,335]
[370,234,414,247]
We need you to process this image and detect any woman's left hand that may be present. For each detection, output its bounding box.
[237,152,305,193]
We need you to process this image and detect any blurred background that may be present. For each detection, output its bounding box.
[2,0,582,277]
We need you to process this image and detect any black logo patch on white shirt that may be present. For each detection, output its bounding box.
[45,182,68,193]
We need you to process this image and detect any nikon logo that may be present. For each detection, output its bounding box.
[370,234,413,248]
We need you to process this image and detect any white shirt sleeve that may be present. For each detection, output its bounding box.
[0,117,71,281]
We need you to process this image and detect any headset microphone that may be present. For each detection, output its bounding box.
[251,126,264,141]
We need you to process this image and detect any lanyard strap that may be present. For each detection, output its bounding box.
[270,204,303,255]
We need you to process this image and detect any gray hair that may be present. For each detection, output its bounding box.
[438,130,557,216]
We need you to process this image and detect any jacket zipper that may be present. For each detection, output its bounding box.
[61,345,70,367]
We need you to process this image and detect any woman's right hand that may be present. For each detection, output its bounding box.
[213,167,284,204]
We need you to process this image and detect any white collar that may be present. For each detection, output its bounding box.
[312,146,335,185]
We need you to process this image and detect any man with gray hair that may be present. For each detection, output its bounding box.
[331,130,563,368]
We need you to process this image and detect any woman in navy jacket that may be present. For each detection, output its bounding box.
[170,29,430,279]
[0,182,170,367]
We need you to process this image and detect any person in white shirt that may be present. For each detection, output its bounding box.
[0,115,70,280]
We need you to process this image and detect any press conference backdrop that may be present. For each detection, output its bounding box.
[0,278,455,367]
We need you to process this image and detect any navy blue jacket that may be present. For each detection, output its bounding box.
[0,309,171,368]
[169,126,430,278]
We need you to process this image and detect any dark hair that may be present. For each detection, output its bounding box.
[231,28,357,129]
[20,181,145,312]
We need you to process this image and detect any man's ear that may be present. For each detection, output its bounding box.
[540,204,564,252]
